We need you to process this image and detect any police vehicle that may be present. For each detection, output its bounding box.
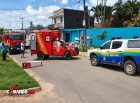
[89,36,140,76]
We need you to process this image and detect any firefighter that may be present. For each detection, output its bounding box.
[0,42,7,61]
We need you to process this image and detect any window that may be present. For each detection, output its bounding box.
[10,35,24,40]
[127,40,140,48]
[101,41,111,49]
[76,18,79,23]
[61,17,63,22]
[31,35,35,40]
[46,36,50,42]
[112,41,122,49]
[53,41,61,46]
[54,18,56,24]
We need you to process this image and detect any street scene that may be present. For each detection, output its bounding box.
[0,0,140,103]
[0,49,140,103]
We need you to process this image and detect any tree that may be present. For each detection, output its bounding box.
[29,21,34,30]
[89,3,113,28]
[111,0,140,27]
[97,30,107,41]
[89,4,102,28]
[0,27,4,35]
[36,24,45,30]
[111,0,124,27]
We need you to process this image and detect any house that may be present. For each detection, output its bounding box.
[48,8,89,42]
[48,8,89,29]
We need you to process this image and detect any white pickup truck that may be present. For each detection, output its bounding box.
[88,36,140,76]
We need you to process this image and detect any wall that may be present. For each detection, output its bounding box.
[64,9,88,29]
[63,28,83,42]
[63,27,140,46]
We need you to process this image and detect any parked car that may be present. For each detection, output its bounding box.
[88,36,140,76]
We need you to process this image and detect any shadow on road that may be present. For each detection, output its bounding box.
[33,56,81,61]
[100,64,124,72]
[30,65,43,68]
[99,64,140,76]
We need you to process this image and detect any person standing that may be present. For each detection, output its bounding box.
[0,42,7,61]
[80,34,83,45]
[20,41,25,58]
[89,35,93,46]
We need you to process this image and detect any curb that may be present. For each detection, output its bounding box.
[0,54,42,97]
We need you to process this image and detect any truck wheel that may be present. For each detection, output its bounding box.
[75,47,79,55]
[37,52,45,60]
[124,60,137,76]
[64,52,72,60]
[91,55,99,66]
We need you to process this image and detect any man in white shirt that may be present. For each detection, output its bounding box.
[20,41,25,58]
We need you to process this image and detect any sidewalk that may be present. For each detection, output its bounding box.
[79,51,87,57]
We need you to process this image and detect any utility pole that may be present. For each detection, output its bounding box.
[20,18,24,31]
[83,0,86,46]
[103,0,107,27]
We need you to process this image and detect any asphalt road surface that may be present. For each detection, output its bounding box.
[1,49,140,103]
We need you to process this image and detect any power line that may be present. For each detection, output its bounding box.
[1,0,84,28]
[0,0,61,11]
[64,0,82,9]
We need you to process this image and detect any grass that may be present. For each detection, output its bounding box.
[0,53,40,90]
[79,45,100,52]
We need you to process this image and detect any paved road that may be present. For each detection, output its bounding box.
[1,49,140,103]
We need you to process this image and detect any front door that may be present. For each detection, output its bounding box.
[109,41,123,64]
[53,41,64,56]
[99,41,111,63]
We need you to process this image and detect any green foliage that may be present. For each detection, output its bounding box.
[79,45,88,52]
[97,31,107,40]
[0,27,4,35]
[111,0,140,27]
[29,21,46,30]
[0,55,39,90]
[0,35,2,42]
[79,45,99,52]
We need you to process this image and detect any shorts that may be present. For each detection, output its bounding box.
[21,50,24,54]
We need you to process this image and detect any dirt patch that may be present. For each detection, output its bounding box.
[0,69,65,103]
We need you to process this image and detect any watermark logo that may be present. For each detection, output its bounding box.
[7,84,35,95]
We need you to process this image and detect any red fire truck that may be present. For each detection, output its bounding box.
[30,30,79,60]
[2,32,25,54]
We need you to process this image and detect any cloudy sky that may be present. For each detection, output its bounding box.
[0,0,121,29]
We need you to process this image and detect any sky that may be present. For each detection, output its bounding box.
[0,0,121,29]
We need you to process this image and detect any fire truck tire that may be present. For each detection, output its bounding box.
[64,52,72,60]
[37,52,45,60]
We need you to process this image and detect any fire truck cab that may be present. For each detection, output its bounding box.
[2,32,25,54]
[30,30,79,60]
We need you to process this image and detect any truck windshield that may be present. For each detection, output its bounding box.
[10,35,24,40]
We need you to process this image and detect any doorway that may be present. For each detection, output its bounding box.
[65,33,70,43]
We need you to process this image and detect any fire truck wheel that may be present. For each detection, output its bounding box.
[64,52,72,60]
[37,52,45,60]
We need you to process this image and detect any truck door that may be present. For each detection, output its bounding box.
[30,33,36,50]
[53,41,64,56]
[99,41,111,63]
[109,41,123,64]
